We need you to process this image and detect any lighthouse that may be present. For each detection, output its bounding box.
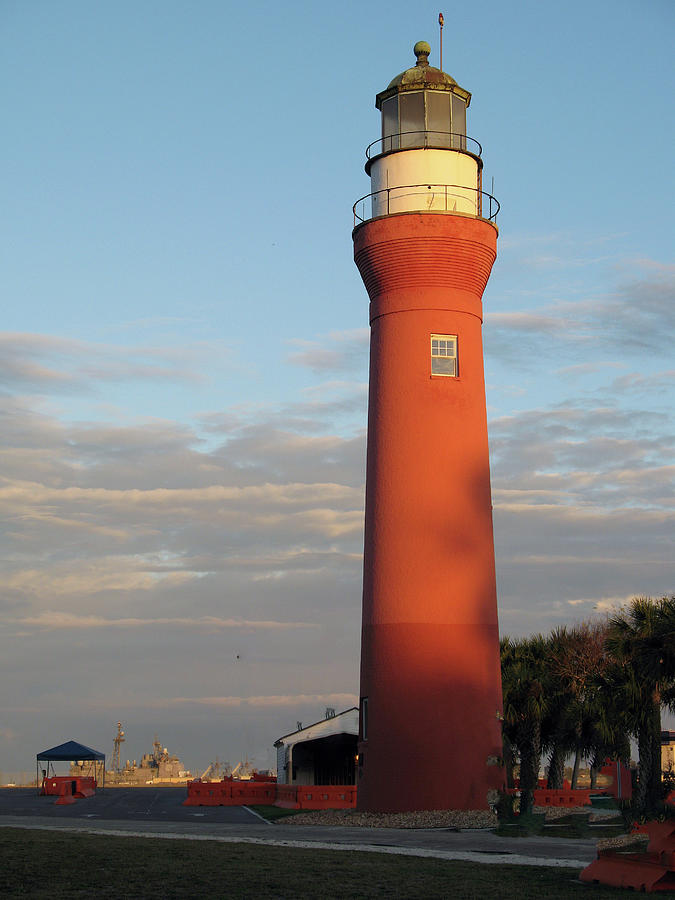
[353,41,504,812]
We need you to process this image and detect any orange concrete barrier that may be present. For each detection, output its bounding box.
[599,758,632,800]
[73,777,96,798]
[185,779,356,809]
[533,788,595,807]
[274,784,299,809]
[42,776,77,797]
[581,820,675,891]
[296,785,357,810]
[229,781,277,805]
[76,787,96,798]
[183,780,232,806]
[44,775,97,804]
[185,779,275,807]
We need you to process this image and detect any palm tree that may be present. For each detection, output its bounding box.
[545,618,629,789]
[585,658,632,787]
[605,596,675,816]
[542,626,581,789]
[501,634,549,815]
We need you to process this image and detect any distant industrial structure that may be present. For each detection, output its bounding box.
[71,725,191,785]
[112,722,125,773]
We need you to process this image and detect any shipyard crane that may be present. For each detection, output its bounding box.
[231,757,254,780]
[200,757,229,782]
[112,722,125,774]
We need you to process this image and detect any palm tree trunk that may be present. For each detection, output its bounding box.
[635,697,662,816]
[503,734,516,789]
[546,741,565,789]
[518,724,541,816]
[632,695,663,816]
[647,696,663,812]
[636,724,652,813]
[571,746,582,789]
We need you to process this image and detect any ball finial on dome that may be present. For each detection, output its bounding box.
[413,41,431,66]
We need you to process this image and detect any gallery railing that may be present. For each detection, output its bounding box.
[353,183,500,225]
[365,131,482,161]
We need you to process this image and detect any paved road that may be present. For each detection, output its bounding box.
[0,788,598,867]
[0,787,255,825]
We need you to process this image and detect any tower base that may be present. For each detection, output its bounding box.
[357,622,504,813]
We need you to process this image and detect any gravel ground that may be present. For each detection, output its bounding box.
[278,805,620,829]
[534,805,617,821]
[279,808,498,829]
[596,832,649,851]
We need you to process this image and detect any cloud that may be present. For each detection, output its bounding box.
[566,595,635,611]
[488,311,574,334]
[607,370,675,395]
[0,480,363,510]
[1,562,196,600]
[0,311,672,769]
[555,362,625,377]
[485,262,675,367]
[0,332,224,395]
[0,383,366,640]
[199,385,368,439]
[286,329,369,373]
[497,231,629,254]
[489,403,673,477]
[489,395,675,635]
[14,612,318,630]
[167,693,357,709]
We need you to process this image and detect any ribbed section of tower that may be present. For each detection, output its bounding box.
[354,211,504,812]
[356,219,495,305]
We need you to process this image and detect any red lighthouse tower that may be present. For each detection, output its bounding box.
[353,41,504,812]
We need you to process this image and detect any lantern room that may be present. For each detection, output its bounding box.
[374,40,470,155]
[360,42,492,221]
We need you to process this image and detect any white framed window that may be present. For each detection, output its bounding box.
[431,334,458,376]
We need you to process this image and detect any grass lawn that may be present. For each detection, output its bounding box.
[2,827,673,899]
[496,813,627,840]
[248,804,301,822]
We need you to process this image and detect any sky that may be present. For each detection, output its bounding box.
[1,0,673,780]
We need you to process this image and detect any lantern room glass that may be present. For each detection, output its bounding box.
[399,92,425,148]
[427,92,452,149]
[381,96,399,152]
[381,90,468,152]
[451,95,467,150]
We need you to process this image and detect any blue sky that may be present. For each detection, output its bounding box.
[1,0,673,778]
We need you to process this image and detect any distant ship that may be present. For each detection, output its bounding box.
[71,728,191,785]
[70,724,273,786]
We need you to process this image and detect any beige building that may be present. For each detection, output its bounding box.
[662,731,675,773]
[274,708,358,785]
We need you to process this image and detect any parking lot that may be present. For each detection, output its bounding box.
[0,787,257,825]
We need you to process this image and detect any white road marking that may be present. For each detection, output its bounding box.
[243,806,273,824]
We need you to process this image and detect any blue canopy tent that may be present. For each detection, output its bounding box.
[36,740,106,793]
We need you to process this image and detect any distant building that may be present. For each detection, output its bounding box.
[661,731,675,772]
[274,708,358,785]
